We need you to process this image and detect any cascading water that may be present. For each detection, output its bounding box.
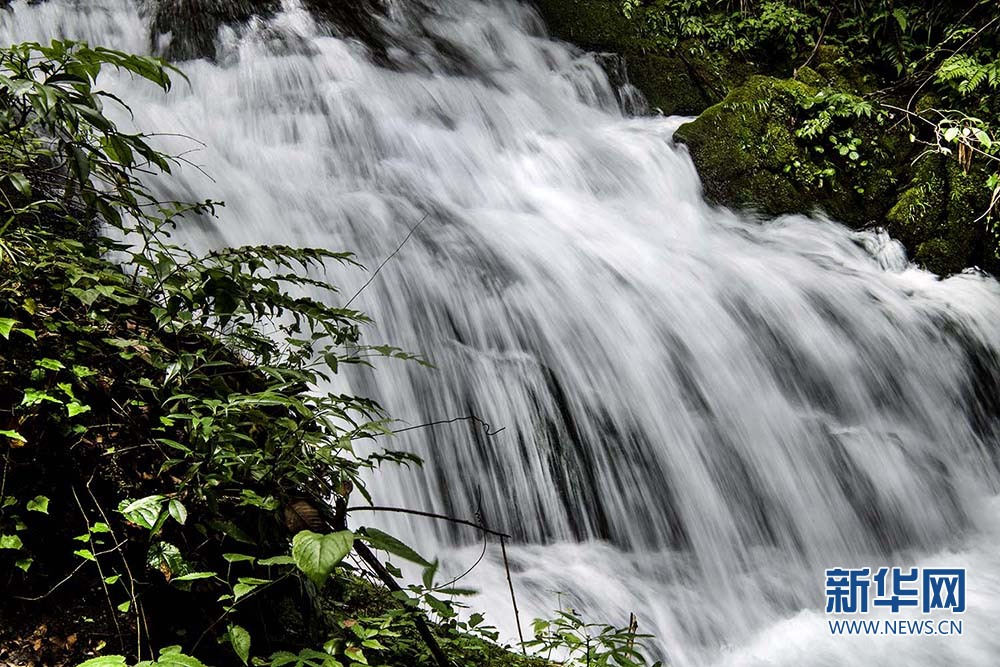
[5,1,1000,664]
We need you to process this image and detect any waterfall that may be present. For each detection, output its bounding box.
[4,1,1000,664]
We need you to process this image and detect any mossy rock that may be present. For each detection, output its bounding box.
[534,0,638,51]
[674,74,905,225]
[534,0,748,115]
[888,155,995,274]
[673,75,818,216]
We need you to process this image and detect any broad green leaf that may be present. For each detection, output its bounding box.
[15,557,33,571]
[36,358,65,371]
[292,530,354,587]
[1,317,19,339]
[26,495,49,513]
[67,401,92,418]
[21,388,61,407]
[0,429,26,444]
[258,555,296,567]
[145,646,207,667]
[120,495,166,530]
[6,172,31,197]
[0,534,24,550]
[229,624,251,665]
[117,600,131,613]
[222,552,255,564]
[172,571,217,582]
[359,527,430,567]
[167,498,187,525]
[78,657,128,667]
[892,8,907,32]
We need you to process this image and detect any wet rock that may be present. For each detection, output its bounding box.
[887,155,994,275]
[673,74,906,227]
[534,0,745,115]
[149,0,281,61]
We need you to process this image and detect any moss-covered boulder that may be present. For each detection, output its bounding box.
[886,156,995,274]
[673,76,816,215]
[673,74,903,226]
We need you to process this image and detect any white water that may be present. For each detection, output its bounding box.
[5,1,1000,664]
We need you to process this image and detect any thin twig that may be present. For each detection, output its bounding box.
[12,539,128,601]
[389,415,506,437]
[344,213,430,308]
[500,537,527,656]
[347,505,511,539]
[796,8,834,77]
[436,532,488,590]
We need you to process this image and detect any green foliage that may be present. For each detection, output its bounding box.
[622,0,817,56]
[525,610,661,667]
[292,530,354,587]
[0,39,419,666]
[78,646,209,667]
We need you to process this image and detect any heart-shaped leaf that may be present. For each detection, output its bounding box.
[292,530,354,587]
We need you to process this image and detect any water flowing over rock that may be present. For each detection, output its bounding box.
[4,1,1000,665]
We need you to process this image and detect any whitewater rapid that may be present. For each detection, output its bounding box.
[4,1,1000,664]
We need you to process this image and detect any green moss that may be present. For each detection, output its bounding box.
[535,0,751,115]
[534,0,639,51]
[673,76,818,215]
[674,73,909,226]
[795,65,825,87]
[885,155,991,274]
[625,51,714,115]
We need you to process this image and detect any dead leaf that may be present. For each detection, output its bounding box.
[283,499,325,534]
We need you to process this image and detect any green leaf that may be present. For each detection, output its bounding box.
[0,534,24,550]
[223,552,255,564]
[36,358,66,371]
[892,8,907,32]
[0,429,26,444]
[15,557,33,571]
[229,624,251,665]
[292,530,354,587]
[26,495,49,514]
[232,582,257,600]
[75,548,96,561]
[120,495,166,530]
[78,657,128,667]
[117,600,131,613]
[146,646,208,667]
[67,401,92,418]
[0,318,18,339]
[258,555,296,567]
[172,571,217,582]
[359,527,430,567]
[167,499,187,525]
[6,172,32,197]
[21,388,62,407]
